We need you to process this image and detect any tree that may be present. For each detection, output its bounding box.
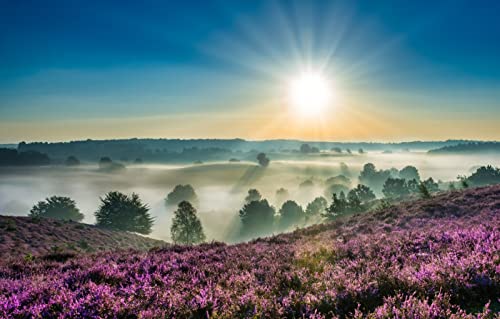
[382,178,410,198]
[300,144,312,153]
[165,184,198,207]
[245,189,262,203]
[324,183,349,199]
[170,201,206,245]
[30,196,84,222]
[331,147,342,153]
[325,175,351,187]
[257,153,270,167]
[98,157,125,172]
[359,163,393,194]
[239,199,275,238]
[466,165,500,186]
[324,192,348,220]
[65,156,80,166]
[275,188,289,206]
[457,175,469,189]
[339,162,351,177]
[399,166,420,181]
[422,177,439,193]
[278,200,304,231]
[95,191,154,234]
[358,148,365,154]
[418,182,431,199]
[299,179,314,188]
[305,197,328,222]
[348,184,376,203]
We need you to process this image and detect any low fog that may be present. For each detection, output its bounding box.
[1,151,499,242]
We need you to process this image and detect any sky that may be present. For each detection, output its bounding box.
[1,0,499,143]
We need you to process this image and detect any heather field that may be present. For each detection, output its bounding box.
[1,186,499,318]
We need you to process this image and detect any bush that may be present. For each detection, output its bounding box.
[95,191,154,234]
[29,196,84,222]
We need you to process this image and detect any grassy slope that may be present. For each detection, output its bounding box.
[0,216,166,260]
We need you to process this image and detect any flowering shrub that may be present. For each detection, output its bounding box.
[0,186,499,318]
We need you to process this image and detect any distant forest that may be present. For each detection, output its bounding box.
[0,139,493,166]
[428,141,500,154]
[11,138,474,164]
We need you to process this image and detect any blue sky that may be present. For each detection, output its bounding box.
[1,0,499,142]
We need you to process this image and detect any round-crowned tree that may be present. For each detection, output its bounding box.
[95,191,154,234]
[30,196,84,221]
[278,200,304,231]
[165,184,198,207]
[239,199,275,238]
[170,201,206,245]
[245,189,262,203]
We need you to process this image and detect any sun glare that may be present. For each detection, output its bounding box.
[288,71,333,116]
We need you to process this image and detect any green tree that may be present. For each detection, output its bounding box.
[256,153,270,167]
[422,177,439,193]
[382,178,410,198]
[418,182,431,199]
[239,199,275,238]
[30,196,84,221]
[170,201,206,245]
[65,156,80,166]
[165,184,198,207]
[95,191,154,234]
[324,192,348,220]
[278,200,304,231]
[399,166,420,181]
[305,196,328,219]
[348,184,376,203]
[245,189,262,203]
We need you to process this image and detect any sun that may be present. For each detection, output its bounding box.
[288,71,333,116]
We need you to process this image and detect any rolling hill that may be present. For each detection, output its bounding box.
[0,216,166,261]
[0,186,498,318]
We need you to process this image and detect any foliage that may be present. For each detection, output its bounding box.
[165,184,198,207]
[64,156,80,166]
[29,196,84,222]
[170,201,206,245]
[399,165,420,181]
[359,163,393,194]
[466,165,500,186]
[0,148,50,166]
[382,178,410,198]
[348,184,376,203]
[300,143,319,153]
[299,179,314,188]
[256,152,270,167]
[98,157,125,172]
[95,191,154,234]
[305,196,327,218]
[277,200,304,231]
[239,199,275,238]
[418,182,431,199]
[245,189,262,203]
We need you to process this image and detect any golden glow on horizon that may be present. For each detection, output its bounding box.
[288,71,333,116]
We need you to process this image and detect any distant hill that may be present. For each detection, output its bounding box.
[0,216,166,260]
[1,185,498,317]
[428,141,500,154]
[15,138,475,163]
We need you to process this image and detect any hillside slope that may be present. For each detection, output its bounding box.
[0,216,165,260]
[1,186,499,318]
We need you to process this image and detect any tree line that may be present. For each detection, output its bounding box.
[23,165,500,245]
